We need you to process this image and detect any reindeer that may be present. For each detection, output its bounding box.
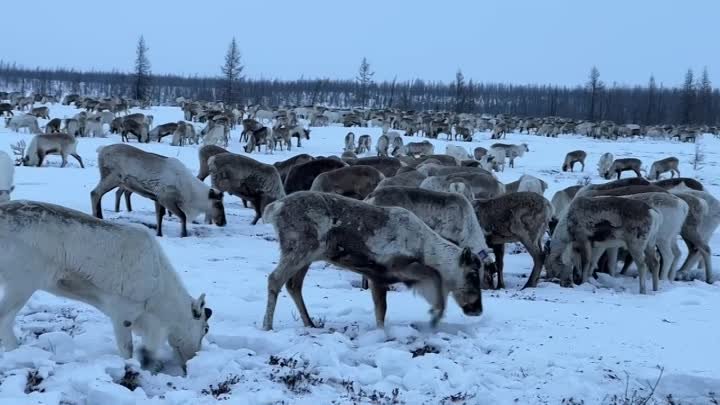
[473,192,552,289]
[121,119,149,143]
[91,144,226,237]
[149,122,180,142]
[562,150,587,172]
[208,153,286,225]
[244,126,273,153]
[344,132,356,152]
[597,152,614,177]
[603,158,643,180]
[289,125,310,147]
[11,134,84,168]
[30,106,50,119]
[260,191,484,330]
[647,157,680,180]
[355,135,372,155]
[0,200,212,372]
[545,196,661,293]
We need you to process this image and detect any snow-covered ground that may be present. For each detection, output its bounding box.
[1,105,719,405]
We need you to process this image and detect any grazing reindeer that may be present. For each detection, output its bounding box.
[344,132,356,152]
[545,196,660,293]
[5,114,41,134]
[30,106,50,119]
[121,119,149,143]
[209,153,286,225]
[562,150,587,172]
[376,134,390,157]
[150,122,180,142]
[489,143,529,169]
[603,158,643,180]
[355,134,372,155]
[597,152,614,177]
[473,193,552,289]
[11,135,84,168]
[289,125,310,147]
[647,157,680,180]
[244,126,273,153]
[91,144,226,237]
[260,191,484,330]
[0,200,212,372]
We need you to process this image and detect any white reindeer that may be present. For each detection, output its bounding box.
[0,200,212,372]
[0,151,14,202]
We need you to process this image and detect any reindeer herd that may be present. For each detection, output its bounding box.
[0,92,718,375]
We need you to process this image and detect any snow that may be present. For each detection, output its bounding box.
[1,104,720,404]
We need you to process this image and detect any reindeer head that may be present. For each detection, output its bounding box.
[10,141,26,166]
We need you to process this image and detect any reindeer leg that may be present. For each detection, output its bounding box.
[90,178,119,219]
[284,265,315,328]
[125,191,133,212]
[263,256,313,331]
[494,243,506,289]
[71,153,84,168]
[155,202,165,237]
[0,285,34,351]
[250,197,263,225]
[114,189,124,212]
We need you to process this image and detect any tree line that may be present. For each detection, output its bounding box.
[0,36,717,126]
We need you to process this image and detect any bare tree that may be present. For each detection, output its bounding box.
[645,75,657,123]
[221,37,244,105]
[698,67,712,124]
[681,68,695,124]
[356,57,374,107]
[586,66,603,121]
[455,69,467,113]
[134,35,151,101]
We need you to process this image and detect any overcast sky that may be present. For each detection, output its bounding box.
[1,0,716,87]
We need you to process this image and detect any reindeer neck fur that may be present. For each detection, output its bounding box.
[417,229,464,289]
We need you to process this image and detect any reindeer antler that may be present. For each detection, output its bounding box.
[10,140,26,165]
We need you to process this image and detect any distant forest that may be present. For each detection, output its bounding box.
[0,60,718,126]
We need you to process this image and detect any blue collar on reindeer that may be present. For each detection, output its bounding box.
[478,249,495,264]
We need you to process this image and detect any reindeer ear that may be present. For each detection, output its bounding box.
[191,293,206,319]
